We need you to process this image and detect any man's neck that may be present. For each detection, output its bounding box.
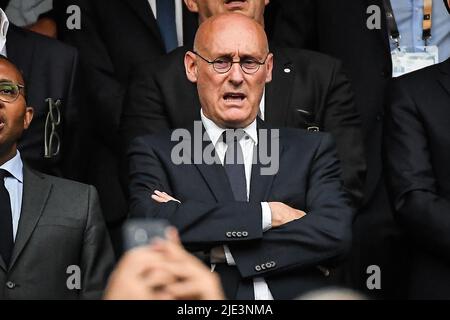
[0,148,18,167]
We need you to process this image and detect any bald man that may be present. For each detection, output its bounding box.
[128,14,353,300]
[121,0,366,210]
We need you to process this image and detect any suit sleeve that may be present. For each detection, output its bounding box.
[128,136,264,251]
[80,186,116,299]
[60,49,87,181]
[322,60,366,208]
[58,0,124,152]
[120,61,171,151]
[384,78,450,262]
[229,134,354,278]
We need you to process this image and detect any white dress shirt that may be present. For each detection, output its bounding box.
[0,9,10,57]
[0,151,24,241]
[201,109,274,300]
[147,0,184,47]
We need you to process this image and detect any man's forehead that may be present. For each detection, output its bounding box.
[0,61,23,83]
[203,34,267,57]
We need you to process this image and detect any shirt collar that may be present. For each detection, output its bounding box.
[200,109,258,146]
[0,150,23,183]
[0,9,9,55]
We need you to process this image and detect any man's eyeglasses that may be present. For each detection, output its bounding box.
[193,51,270,74]
[44,98,61,159]
[0,81,25,103]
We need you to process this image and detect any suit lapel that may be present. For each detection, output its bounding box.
[9,166,52,269]
[0,254,6,271]
[265,47,294,127]
[187,123,235,202]
[125,0,163,45]
[438,59,450,97]
[6,25,35,83]
[249,120,281,201]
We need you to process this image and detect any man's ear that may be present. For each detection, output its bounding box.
[264,53,274,83]
[185,51,199,83]
[23,107,33,130]
[265,0,270,5]
[184,0,199,13]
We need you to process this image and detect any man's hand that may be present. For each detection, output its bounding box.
[151,190,181,203]
[103,246,178,300]
[104,228,224,300]
[269,202,307,228]
[151,230,225,300]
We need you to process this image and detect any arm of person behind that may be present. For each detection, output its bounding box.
[120,60,171,150]
[57,0,124,153]
[229,133,354,278]
[385,78,450,263]
[322,59,366,209]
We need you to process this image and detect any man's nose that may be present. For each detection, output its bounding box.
[228,63,245,86]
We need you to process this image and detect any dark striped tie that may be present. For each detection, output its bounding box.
[223,130,247,202]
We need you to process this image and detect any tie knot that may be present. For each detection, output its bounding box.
[222,129,246,145]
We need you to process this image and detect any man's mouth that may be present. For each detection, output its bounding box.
[223,92,246,103]
[224,0,247,9]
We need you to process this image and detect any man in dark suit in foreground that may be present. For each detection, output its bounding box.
[128,14,353,300]
[121,0,366,210]
[0,56,114,299]
[384,59,450,298]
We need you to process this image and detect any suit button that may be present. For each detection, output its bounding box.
[231,231,237,237]
[255,265,261,272]
[265,262,272,269]
[271,261,276,268]
[226,232,232,238]
[6,281,16,289]
[236,232,242,237]
[242,231,248,237]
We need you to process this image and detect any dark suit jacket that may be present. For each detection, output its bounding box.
[7,25,83,180]
[55,0,197,226]
[0,165,115,299]
[384,58,450,299]
[128,121,353,299]
[57,0,197,147]
[121,46,366,208]
[269,0,392,203]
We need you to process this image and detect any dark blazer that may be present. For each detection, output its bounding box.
[121,46,366,208]
[269,0,392,203]
[0,165,115,299]
[55,0,197,227]
[128,121,353,299]
[268,0,405,298]
[384,58,450,299]
[7,25,83,180]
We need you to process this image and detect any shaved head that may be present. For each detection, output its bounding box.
[185,13,273,128]
[193,13,269,55]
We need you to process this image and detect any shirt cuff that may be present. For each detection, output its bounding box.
[261,202,272,232]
